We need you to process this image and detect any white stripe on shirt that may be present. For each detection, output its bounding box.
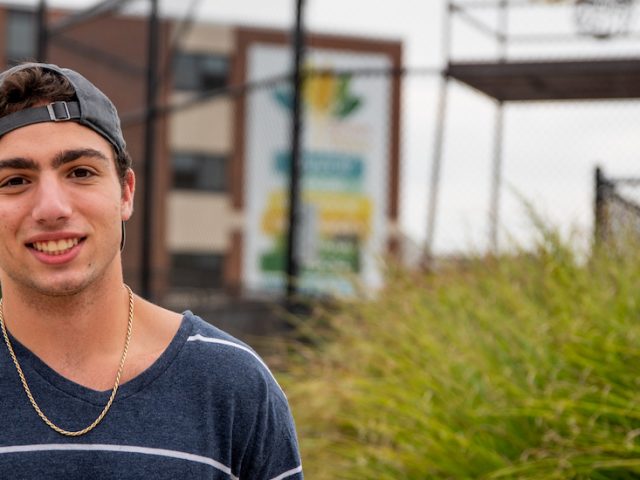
[186,334,301,479]
[0,443,239,480]
[186,334,283,390]
[269,465,303,480]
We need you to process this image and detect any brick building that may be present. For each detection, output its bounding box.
[0,2,402,332]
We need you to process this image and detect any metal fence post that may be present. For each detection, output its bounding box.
[141,0,159,300]
[285,0,306,301]
[594,166,607,246]
[424,0,454,264]
[37,0,48,62]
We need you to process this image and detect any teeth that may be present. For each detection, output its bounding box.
[32,238,80,255]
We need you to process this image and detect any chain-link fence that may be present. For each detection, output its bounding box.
[5,0,640,334]
[595,166,640,250]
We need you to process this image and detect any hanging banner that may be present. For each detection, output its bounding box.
[236,29,401,296]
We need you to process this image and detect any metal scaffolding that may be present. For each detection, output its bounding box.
[425,0,640,260]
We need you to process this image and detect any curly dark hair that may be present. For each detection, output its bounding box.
[0,66,132,185]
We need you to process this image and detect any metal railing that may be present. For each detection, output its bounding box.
[594,166,640,248]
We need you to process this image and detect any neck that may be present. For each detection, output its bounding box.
[0,279,131,363]
[0,274,182,391]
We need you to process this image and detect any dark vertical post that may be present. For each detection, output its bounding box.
[285,0,306,300]
[141,0,159,300]
[594,166,607,246]
[36,0,48,62]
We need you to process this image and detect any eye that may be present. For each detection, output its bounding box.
[69,167,95,179]
[0,176,29,188]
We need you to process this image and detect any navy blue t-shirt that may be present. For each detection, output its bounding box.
[0,312,303,479]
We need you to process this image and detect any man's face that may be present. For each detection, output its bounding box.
[0,120,134,296]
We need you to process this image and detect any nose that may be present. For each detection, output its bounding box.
[31,175,73,224]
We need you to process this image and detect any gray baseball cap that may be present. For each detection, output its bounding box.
[0,62,126,155]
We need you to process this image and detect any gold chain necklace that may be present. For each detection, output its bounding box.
[0,284,134,437]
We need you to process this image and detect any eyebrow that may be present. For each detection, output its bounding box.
[53,148,110,168]
[0,148,110,172]
[0,157,38,171]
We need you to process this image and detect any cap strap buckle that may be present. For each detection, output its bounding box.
[46,101,71,121]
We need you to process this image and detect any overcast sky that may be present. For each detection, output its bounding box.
[7,0,640,255]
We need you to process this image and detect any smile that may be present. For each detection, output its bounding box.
[29,238,82,255]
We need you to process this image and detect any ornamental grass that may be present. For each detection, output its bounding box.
[279,227,640,479]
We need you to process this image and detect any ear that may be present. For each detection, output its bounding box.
[121,168,135,221]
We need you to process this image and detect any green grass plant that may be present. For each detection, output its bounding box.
[280,229,640,479]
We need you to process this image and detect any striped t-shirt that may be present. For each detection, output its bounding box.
[0,311,303,479]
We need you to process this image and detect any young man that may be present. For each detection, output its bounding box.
[0,62,303,479]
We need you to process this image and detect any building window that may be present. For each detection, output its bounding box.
[172,152,227,192]
[6,10,36,65]
[171,253,225,289]
[173,51,228,92]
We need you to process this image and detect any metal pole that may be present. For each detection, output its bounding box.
[488,0,508,253]
[424,0,454,263]
[141,0,159,300]
[36,0,48,62]
[497,0,508,60]
[488,101,504,252]
[285,0,306,300]
[424,78,449,262]
[594,166,607,246]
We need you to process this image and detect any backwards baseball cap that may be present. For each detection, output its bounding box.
[0,62,126,155]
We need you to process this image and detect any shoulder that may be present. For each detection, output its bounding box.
[179,313,303,479]
[179,311,287,402]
